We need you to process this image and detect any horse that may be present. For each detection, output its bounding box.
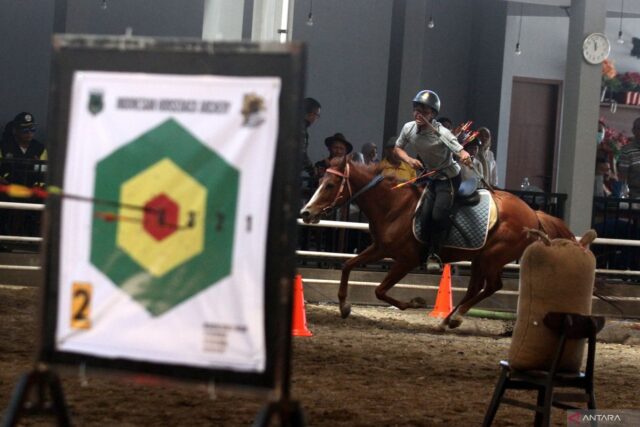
[299,157,574,329]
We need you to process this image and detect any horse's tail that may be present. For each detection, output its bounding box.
[534,210,575,241]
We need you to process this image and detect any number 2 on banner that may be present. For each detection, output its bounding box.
[71,282,92,329]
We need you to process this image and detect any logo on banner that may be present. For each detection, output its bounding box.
[241,93,266,127]
[88,91,104,115]
[90,119,239,316]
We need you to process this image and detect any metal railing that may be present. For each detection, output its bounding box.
[297,185,568,271]
[1,183,638,280]
[591,196,640,273]
[298,185,640,278]
[297,219,640,278]
[0,158,47,251]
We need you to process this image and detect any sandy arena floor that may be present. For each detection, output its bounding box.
[1,286,639,426]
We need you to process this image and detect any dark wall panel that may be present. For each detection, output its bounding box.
[66,0,205,38]
[0,0,55,138]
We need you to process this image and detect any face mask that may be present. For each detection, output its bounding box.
[597,130,605,145]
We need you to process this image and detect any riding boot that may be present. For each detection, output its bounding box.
[426,231,444,274]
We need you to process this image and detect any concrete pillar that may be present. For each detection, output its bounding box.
[202,0,245,41]
[252,0,293,42]
[557,0,607,234]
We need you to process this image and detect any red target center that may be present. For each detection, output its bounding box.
[143,193,179,241]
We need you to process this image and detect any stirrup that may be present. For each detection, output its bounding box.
[426,253,443,274]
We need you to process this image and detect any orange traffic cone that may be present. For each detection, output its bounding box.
[292,274,313,337]
[428,264,453,318]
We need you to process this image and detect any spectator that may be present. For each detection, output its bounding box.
[360,142,378,165]
[393,89,471,272]
[351,151,365,163]
[595,119,615,177]
[618,117,640,199]
[1,120,13,150]
[459,138,483,184]
[1,112,47,186]
[594,158,615,197]
[597,118,606,146]
[379,137,416,182]
[438,117,453,130]
[0,112,47,236]
[476,127,498,187]
[301,97,321,178]
[314,133,353,179]
[298,98,321,248]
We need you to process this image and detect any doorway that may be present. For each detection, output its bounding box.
[506,77,561,192]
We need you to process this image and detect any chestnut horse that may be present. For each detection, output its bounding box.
[300,157,574,329]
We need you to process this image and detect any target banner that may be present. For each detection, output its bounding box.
[55,71,281,372]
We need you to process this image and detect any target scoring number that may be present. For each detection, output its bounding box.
[71,282,93,329]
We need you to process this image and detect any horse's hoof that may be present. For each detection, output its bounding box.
[409,297,427,308]
[448,318,463,329]
[340,303,351,319]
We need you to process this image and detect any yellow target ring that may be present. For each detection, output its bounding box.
[117,158,207,277]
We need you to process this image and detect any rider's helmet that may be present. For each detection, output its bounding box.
[412,90,440,114]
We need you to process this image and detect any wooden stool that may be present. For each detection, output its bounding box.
[483,312,605,427]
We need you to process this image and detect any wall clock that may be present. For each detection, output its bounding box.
[582,32,610,65]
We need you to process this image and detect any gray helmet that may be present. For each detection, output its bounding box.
[412,90,440,114]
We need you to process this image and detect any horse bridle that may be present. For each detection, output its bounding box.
[321,164,385,216]
[321,163,352,215]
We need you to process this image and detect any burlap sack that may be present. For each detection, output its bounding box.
[508,230,596,372]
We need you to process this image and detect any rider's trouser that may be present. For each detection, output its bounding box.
[421,174,461,256]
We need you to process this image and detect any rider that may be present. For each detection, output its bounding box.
[393,90,472,273]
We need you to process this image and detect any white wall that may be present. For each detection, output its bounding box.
[497,14,570,186]
[512,16,568,80]
[604,17,640,74]
[497,11,640,189]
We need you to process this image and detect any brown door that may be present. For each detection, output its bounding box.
[506,78,561,192]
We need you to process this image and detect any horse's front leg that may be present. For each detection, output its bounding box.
[454,269,504,323]
[374,259,422,310]
[444,267,504,329]
[442,262,486,329]
[339,244,384,318]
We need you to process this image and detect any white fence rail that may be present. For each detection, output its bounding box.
[1,201,640,277]
[0,201,44,211]
[297,220,640,277]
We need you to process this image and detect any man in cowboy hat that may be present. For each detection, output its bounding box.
[393,90,471,273]
[314,132,353,179]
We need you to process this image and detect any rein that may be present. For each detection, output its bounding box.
[322,164,384,215]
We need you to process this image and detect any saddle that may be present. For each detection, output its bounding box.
[412,179,498,250]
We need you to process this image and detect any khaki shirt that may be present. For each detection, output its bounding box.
[395,120,463,179]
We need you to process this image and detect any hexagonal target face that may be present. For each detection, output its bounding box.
[90,119,239,316]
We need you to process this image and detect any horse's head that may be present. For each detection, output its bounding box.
[300,156,351,224]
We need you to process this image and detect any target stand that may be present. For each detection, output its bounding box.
[3,35,305,426]
[3,364,70,427]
